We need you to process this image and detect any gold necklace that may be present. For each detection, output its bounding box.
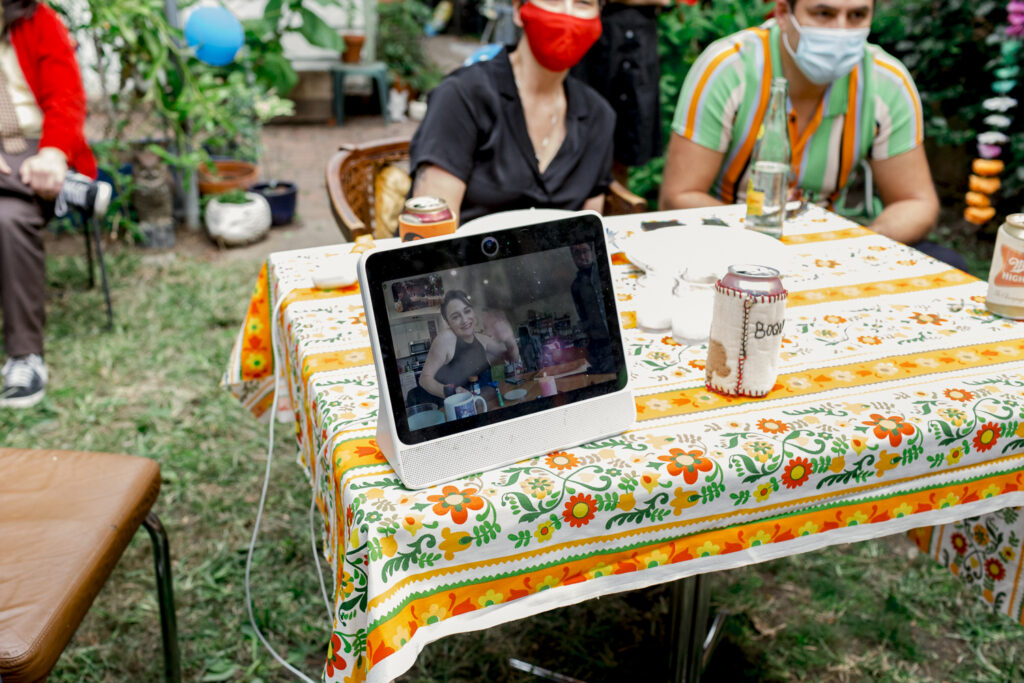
[536,110,560,161]
[511,54,564,165]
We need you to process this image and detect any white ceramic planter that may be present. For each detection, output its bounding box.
[408,99,428,122]
[205,192,272,246]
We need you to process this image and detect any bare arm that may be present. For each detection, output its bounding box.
[413,164,467,223]
[583,194,605,214]
[480,311,521,363]
[478,332,521,365]
[419,333,456,398]
[867,146,939,245]
[658,134,727,210]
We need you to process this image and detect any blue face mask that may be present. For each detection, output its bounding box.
[782,14,870,85]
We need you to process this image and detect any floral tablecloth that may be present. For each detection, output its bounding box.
[224,205,1024,683]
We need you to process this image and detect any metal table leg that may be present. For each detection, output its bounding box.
[667,574,711,683]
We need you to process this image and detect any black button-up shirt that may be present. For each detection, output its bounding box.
[410,47,615,224]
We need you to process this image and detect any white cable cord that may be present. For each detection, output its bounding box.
[244,295,331,682]
[310,490,333,621]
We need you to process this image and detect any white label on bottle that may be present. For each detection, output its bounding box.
[987,226,1024,306]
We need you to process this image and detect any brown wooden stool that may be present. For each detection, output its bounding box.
[0,448,180,682]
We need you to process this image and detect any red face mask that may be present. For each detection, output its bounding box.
[519,2,603,72]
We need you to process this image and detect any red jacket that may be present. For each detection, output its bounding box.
[9,4,97,178]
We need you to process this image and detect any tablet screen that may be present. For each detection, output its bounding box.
[363,214,628,445]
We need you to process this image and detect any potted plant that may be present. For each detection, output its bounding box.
[341,33,365,63]
[378,0,442,99]
[196,72,296,196]
[204,188,272,247]
[250,180,298,226]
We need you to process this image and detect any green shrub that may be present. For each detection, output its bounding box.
[379,0,443,95]
[870,0,1021,232]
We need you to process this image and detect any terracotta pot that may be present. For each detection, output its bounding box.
[342,33,366,64]
[197,160,259,195]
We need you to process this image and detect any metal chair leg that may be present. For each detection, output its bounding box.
[81,213,96,289]
[88,217,114,330]
[142,512,181,683]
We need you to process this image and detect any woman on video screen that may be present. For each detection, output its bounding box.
[418,290,521,400]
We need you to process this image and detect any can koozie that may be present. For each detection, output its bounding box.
[705,269,788,397]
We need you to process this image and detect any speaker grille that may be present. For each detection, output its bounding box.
[397,391,636,488]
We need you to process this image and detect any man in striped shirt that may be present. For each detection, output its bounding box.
[660,0,940,248]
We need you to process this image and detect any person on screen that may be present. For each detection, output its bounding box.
[570,242,615,373]
[395,283,413,312]
[408,0,615,224]
[517,325,542,372]
[417,290,521,401]
[658,0,964,270]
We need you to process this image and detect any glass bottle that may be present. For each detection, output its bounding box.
[745,78,791,239]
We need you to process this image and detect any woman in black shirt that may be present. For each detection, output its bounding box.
[409,0,615,224]
[419,290,521,399]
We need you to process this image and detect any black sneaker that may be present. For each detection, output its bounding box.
[0,354,48,408]
[54,172,112,220]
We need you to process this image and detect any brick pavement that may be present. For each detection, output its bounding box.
[215,116,421,263]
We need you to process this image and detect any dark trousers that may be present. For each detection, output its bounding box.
[911,240,970,273]
[0,141,49,358]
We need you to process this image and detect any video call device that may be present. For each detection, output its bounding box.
[358,211,635,489]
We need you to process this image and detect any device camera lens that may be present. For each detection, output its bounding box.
[481,237,499,256]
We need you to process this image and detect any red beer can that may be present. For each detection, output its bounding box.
[398,196,457,241]
[705,264,788,397]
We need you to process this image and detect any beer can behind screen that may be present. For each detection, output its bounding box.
[986,214,1024,320]
[705,265,788,397]
[399,196,457,242]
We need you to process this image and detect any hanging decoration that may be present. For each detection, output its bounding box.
[964,3,1022,225]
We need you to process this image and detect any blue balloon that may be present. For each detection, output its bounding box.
[184,6,244,67]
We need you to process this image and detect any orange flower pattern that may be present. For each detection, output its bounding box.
[562,494,598,527]
[659,448,714,484]
[427,486,485,525]
[862,414,915,447]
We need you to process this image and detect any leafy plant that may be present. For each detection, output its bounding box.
[212,188,253,204]
[198,71,295,163]
[870,0,1020,237]
[378,0,443,95]
[238,0,346,96]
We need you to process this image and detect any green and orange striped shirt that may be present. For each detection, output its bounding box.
[671,20,924,207]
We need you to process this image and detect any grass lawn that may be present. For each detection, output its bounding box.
[2,245,1022,682]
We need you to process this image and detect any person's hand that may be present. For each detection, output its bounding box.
[19,147,68,199]
[0,152,10,175]
[483,312,516,346]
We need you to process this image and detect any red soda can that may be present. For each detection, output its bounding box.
[398,196,457,241]
[705,265,787,397]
